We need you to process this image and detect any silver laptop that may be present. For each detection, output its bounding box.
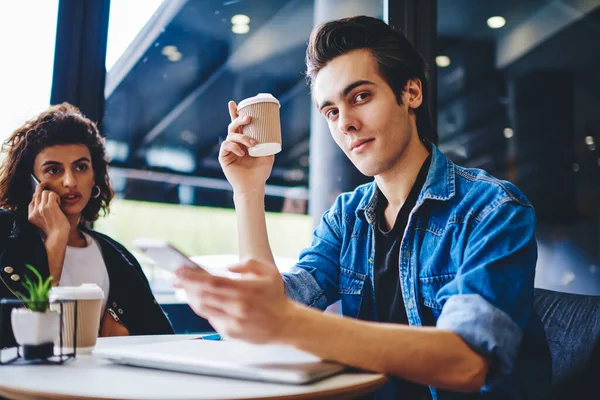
[94,338,346,384]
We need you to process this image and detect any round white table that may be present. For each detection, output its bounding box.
[0,335,387,400]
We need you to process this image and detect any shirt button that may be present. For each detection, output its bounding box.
[112,302,117,307]
[118,308,123,314]
[10,274,20,282]
[4,266,14,274]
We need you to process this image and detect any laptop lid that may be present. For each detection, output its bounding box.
[93,338,346,384]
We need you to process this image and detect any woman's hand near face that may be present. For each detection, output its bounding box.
[28,182,70,285]
[219,101,274,196]
[28,182,70,243]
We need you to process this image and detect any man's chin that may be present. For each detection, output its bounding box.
[354,164,377,177]
[346,155,379,177]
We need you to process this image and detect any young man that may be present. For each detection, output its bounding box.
[176,16,550,399]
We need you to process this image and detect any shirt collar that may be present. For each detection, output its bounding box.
[356,144,456,223]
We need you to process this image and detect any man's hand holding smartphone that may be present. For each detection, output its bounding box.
[28,174,70,240]
[132,239,213,275]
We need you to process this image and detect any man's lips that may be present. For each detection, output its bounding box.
[350,138,375,153]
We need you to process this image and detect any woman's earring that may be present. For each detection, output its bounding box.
[91,185,101,199]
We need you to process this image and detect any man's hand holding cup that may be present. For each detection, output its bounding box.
[220,93,282,195]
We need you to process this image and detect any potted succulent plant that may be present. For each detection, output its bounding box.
[10,264,59,358]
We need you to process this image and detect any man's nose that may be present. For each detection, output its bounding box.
[338,109,360,134]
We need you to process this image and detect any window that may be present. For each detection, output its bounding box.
[0,1,59,145]
[437,0,600,294]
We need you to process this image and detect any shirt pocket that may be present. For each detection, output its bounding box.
[419,274,455,321]
[339,266,365,318]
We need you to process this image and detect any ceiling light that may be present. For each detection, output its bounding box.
[180,130,197,144]
[487,16,506,29]
[503,128,514,139]
[232,24,250,34]
[435,55,451,68]
[231,14,250,25]
[161,45,178,56]
[585,136,594,146]
[167,52,182,62]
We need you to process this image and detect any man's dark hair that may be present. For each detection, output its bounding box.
[0,103,114,222]
[305,15,437,146]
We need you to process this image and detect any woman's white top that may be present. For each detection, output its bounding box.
[60,232,110,311]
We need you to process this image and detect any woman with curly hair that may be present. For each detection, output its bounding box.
[0,103,173,347]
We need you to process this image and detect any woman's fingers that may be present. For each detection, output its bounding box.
[33,180,44,197]
[47,190,60,207]
[30,181,45,210]
[40,190,50,209]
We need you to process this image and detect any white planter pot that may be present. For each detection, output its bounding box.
[11,308,60,346]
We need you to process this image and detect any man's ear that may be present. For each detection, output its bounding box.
[405,79,423,110]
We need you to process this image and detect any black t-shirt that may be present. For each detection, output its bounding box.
[373,155,431,399]
[374,155,431,323]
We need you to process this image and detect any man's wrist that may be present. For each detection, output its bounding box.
[275,300,306,345]
[233,188,265,203]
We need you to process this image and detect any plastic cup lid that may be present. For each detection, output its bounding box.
[237,93,280,110]
[49,284,104,301]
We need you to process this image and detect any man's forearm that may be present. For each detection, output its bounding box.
[233,190,275,265]
[280,302,488,392]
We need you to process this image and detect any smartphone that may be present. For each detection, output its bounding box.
[132,238,211,274]
[30,174,40,195]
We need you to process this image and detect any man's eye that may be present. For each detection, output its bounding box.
[46,168,60,175]
[325,109,338,120]
[76,164,89,172]
[355,92,370,102]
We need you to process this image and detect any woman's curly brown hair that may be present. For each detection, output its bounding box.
[0,103,114,222]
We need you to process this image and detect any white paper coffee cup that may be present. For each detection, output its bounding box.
[237,93,282,157]
[49,284,104,354]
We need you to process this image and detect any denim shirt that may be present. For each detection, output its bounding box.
[282,145,551,400]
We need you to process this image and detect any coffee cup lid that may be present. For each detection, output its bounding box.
[49,284,104,301]
[237,93,280,110]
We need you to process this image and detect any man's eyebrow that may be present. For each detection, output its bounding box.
[318,80,375,112]
[342,80,375,98]
[73,157,91,163]
[318,100,334,112]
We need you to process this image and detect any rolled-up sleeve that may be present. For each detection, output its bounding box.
[282,207,343,310]
[435,200,537,387]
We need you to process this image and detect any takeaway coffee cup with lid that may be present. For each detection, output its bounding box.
[49,284,104,354]
[236,93,282,157]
